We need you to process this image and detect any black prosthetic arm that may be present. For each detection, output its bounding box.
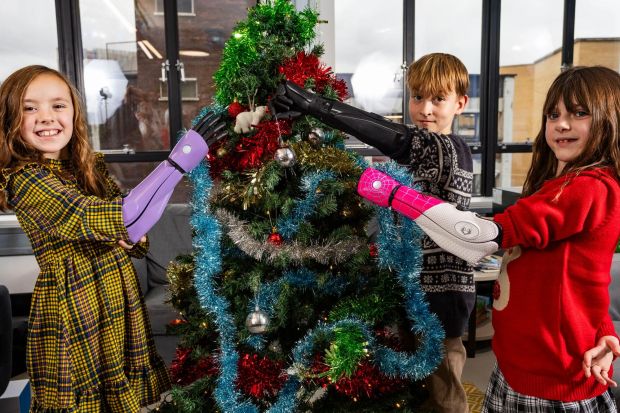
[270,81,412,162]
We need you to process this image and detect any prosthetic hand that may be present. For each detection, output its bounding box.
[122,111,227,243]
[357,168,501,263]
[270,80,412,162]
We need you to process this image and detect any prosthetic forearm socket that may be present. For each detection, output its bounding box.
[122,130,208,243]
[357,168,501,263]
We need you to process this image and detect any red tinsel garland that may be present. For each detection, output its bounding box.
[207,119,292,176]
[279,51,348,101]
[236,353,288,399]
[170,347,218,386]
[170,348,288,399]
[310,355,407,400]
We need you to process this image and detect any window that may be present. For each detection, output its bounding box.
[155,0,195,16]
[0,2,58,82]
[159,78,199,101]
[497,0,563,190]
[333,0,403,124]
[415,0,483,194]
[574,0,620,70]
[80,0,169,153]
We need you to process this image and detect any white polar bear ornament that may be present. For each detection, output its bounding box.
[234,106,267,134]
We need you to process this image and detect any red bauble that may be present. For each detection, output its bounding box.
[369,243,379,258]
[267,231,283,246]
[228,100,247,119]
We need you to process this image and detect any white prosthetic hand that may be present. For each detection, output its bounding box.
[357,168,501,263]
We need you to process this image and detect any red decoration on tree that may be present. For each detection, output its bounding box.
[279,51,348,101]
[267,229,283,246]
[309,356,407,400]
[228,100,247,119]
[170,348,218,386]
[168,318,188,327]
[236,353,288,399]
[368,243,378,258]
[207,119,292,177]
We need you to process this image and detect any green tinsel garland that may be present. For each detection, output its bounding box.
[213,0,318,106]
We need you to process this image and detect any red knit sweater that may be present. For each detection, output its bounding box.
[493,168,620,401]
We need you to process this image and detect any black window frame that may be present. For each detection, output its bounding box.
[56,0,580,186]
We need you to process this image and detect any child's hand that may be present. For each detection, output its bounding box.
[118,236,147,250]
[583,335,620,387]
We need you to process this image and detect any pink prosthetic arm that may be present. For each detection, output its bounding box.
[357,168,501,263]
[122,111,227,243]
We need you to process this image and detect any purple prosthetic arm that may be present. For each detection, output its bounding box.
[122,111,227,243]
[357,168,501,263]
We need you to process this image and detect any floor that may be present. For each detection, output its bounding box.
[462,340,496,393]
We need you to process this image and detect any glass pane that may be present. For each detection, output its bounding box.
[499,0,562,146]
[415,0,482,195]
[574,0,620,70]
[415,0,482,145]
[80,0,169,152]
[334,0,403,128]
[0,1,58,81]
[495,153,532,189]
[177,1,253,130]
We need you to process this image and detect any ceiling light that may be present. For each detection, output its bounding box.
[180,50,210,57]
[142,40,163,59]
[137,41,153,59]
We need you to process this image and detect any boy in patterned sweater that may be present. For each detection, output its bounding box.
[271,52,474,413]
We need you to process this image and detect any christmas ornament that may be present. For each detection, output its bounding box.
[274,146,296,167]
[268,340,282,354]
[369,243,378,258]
[216,147,228,158]
[267,228,283,246]
[308,127,325,146]
[234,106,267,134]
[245,306,270,334]
[228,99,247,119]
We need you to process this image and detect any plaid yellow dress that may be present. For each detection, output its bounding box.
[1,154,170,412]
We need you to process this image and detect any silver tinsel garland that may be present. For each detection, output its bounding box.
[214,208,365,264]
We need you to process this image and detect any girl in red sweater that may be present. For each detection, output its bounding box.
[355,66,620,411]
[480,66,620,412]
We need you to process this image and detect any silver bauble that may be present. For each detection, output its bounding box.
[308,128,325,145]
[245,308,270,334]
[274,147,296,167]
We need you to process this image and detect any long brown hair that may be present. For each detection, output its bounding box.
[0,65,107,210]
[522,66,620,197]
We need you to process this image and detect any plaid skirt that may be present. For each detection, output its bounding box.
[482,365,617,413]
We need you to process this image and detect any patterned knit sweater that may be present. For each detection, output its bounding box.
[403,125,475,337]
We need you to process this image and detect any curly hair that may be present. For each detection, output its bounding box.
[522,66,620,197]
[0,65,107,210]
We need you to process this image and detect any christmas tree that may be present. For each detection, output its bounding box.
[158,1,444,411]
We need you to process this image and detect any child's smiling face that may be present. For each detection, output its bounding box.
[545,99,592,175]
[20,73,74,160]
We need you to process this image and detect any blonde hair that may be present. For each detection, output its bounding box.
[522,66,620,197]
[0,65,107,210]
[406,53,469,97]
